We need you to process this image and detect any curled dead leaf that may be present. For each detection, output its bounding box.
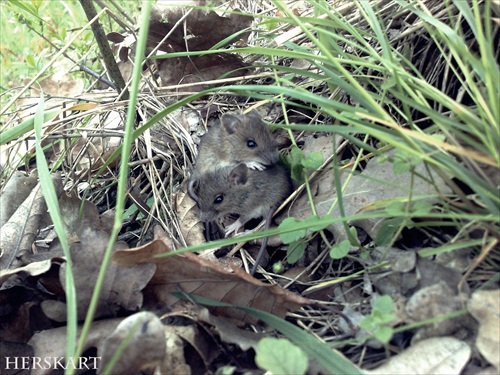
[468,289,500,371]
[112,226,311,324]
[366,336,471,375]
[175,191,205,246]
[98,312,166,375]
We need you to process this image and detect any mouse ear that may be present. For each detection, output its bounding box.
[187,177,200,201]
[229,163,248,186]
[246,110,261,121]
[220,114,242,134]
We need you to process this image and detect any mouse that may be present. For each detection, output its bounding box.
[192,162,292,274]
[187,110,279,201]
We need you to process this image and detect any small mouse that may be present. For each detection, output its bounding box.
[192,163,292,274]
[188,111,279,201]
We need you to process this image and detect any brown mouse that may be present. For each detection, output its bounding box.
[188,111,279,201]
[192,163,292,274]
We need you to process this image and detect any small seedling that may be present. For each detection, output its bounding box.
[359,295,396,344]
[255,337,308,375]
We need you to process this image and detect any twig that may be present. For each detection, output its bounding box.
[80,0,128,99]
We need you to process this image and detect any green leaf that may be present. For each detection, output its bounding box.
[279,217,307,243]
[412,201,433,215]
[287,241,306,264]
[392,157,412,175]
[373,326,394,344]
[359,316,375,331]
[329,239,350,259]
[302,151,323,170]
[7,0,43,20]
[215,366,236,375]
[34,93,77,362]
[287,145,308,181]
[373,295,393,314]
[381,77,397,90]
[360,250,370,259]
[385,201,405,216]
[176,293,364,375]
[255,337,309,375]
[26,54,36,67]
[303,214,330,232]
[374,217,401,246]
[348,226,360,246]
[392,149,422,175]
[272,261,285,274]
[289,145,304,164]
[291,163,305,182]
[0,110,59,145]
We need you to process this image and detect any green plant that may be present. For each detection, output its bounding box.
[255,337,308,375]
[359,295,397,344]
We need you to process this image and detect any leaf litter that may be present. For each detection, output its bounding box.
[0,0,498,374]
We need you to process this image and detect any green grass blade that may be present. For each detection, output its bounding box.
[73,2,153,372]
[0,110,59,145]
[175,294,365,375]
[34,93,78,364]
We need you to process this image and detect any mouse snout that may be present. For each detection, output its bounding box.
[265,149,280,164]
[199,210,215,223]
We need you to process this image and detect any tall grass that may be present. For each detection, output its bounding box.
[3,0,498,373]
[220,0,499,238]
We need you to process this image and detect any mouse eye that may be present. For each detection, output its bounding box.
[246,139,257,148]
[214,194,224,204]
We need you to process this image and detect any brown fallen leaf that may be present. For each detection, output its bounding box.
[149,4,252,52]
[38,71,84,97]
[98,312,166,375]
[0,173,63,269]
[155,53,250,92]
[196,306,262,352]
[468,289,500,371]
[289,150,452,242]
[28,318,124,375]
[0,171,38,228]
[150,4,251,93]
[0,259,55,285]
[175,190,205,247]
[112,226,311,324]
[161,323,213,373]
[366,336,471,375]
[42,228,156,321]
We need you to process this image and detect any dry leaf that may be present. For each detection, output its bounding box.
[42,228,156,321]
[149,4,252,52]
[0,171,38,228]
[112,226,310,324]
[468,289,500,371]
[149,4,252,93]
[0,259,54,285]
[28,318,124,375]
[162,324,212,373]
[161,329,191,375]
[38,71,84,97]
[0,174,63,269]
[196,306,262,351]
[289,150,452,241]
[155,53,250,92]
[367,336,471,374]
[175,191,205,246]
[99,312,166,375]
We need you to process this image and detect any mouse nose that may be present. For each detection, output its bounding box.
[199,211,214,222]
[268,150,279,163]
